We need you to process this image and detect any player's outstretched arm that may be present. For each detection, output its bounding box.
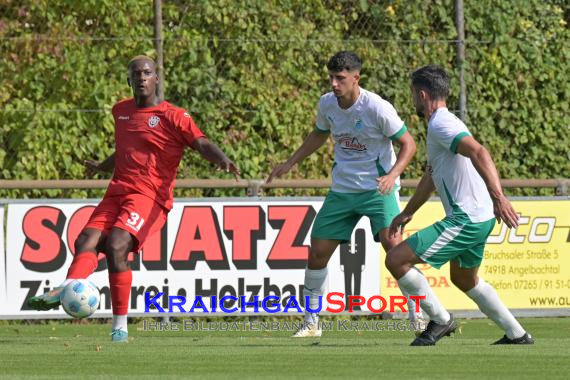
[84,152,116,177]
[456,136,519,228]
[266,130,329,184]
[377,131,416,194]
[191,137,241,180]
[389,170,435,237]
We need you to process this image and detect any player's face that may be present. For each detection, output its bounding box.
[411,85,425,118]
[128,60,158,98]
[329,70,359,98]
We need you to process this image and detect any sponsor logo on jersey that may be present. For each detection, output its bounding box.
[118,115,130,120]
[148,115,160,128]
[338,136,367,152]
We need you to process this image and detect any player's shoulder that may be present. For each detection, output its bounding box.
[112,97,135,113]
[163,101,194,120]
[429,108,467,132]
[318,92,337,108]
[431,108,462,125]
[360,88,395,111]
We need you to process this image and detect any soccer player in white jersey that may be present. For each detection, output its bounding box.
[267,51,422,337]
[387,64,534,346]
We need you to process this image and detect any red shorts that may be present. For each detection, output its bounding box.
[85,193,168,250]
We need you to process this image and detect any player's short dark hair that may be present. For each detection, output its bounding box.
[411,65,450,100]
[327,51,362,72]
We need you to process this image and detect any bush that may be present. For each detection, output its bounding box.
[1,0,568,198]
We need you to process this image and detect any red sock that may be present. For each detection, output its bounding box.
[66,252,99,279]
[109,271,132,315]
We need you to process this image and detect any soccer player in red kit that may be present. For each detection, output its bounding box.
[28,55,240,342]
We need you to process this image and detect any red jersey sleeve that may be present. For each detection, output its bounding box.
[169,108,206,147]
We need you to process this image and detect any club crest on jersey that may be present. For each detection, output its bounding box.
[354,118,363,130]
[148,115,160,128]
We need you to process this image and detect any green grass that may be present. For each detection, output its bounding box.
[2,317,569,379]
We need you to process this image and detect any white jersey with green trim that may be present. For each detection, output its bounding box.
[427,107,494,222]
[315,88,407,193]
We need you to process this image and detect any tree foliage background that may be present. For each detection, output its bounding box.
[1,0,568,198]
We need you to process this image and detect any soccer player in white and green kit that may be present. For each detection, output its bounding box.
[267,51,422,337]
[387,65,534,346]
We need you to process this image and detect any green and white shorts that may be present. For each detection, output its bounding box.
[311,189,400,243]
[407,215,496,269]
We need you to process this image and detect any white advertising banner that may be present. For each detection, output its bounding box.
[2,199,381,318]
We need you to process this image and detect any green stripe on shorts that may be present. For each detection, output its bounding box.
[407,216,495,269]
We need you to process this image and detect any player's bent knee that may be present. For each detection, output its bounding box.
[450,274,477,292]
[105,229,133,253]
[104,250,130,272]
[380,234,401,253]
[74,231,98,253]
[307,250,329,270]
[105,239,129,255]
[104,238,132,270]
[384,254,393,271]
[385,243,418,278]
[385,251,399,274]
[307,255,327,270]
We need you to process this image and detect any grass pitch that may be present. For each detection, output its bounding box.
[1,317,569,379]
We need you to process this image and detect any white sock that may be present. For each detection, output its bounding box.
[112,314,128,332]
[398,267,450,324]
[466,278,526,339]
[399,285,425,321]
[303,267,328,324]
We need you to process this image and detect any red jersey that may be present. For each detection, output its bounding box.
[107,98,205,210]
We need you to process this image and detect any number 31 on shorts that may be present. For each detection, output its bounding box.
[126,211,145,232]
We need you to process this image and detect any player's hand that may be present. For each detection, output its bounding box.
[266,162,293,184]
[389,212,413,238]
[377,173,397,195]
[217,159,241,181]
[492,194,519,229]
[84,160,102,178]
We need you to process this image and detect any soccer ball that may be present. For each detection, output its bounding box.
[60,279,101,318]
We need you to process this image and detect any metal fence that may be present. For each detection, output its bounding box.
[1,1,568,197]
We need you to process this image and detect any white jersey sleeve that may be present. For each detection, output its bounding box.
[315,97,332,132]
[429,115,471,153]
[376,99,406,140]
